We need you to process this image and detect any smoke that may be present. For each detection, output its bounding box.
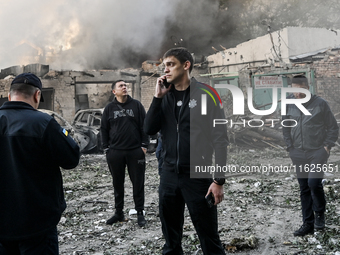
[1,0,340,71]
[215,0,340,49]
[0,0,184,70]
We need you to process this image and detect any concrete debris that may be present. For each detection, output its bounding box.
[228,235,259,250]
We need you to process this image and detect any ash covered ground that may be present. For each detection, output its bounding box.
[58,146,340,255]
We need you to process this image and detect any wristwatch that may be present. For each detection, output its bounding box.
[213,178,225,186]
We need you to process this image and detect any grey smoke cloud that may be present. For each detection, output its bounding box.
[0,0,184,70]
[1,0,340,71]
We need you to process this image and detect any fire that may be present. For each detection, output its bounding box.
[57,18,80,51]
[13,18,80,67]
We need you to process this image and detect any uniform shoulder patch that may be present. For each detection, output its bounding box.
[62,128,68,136]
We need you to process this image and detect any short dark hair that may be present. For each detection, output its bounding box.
[163,47,194,73]
[112,79,125,90]
[10,83,39,99]
[292,75,308,88]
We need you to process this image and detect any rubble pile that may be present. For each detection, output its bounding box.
[57,150,340,254]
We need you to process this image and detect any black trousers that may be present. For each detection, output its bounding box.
[159,170,225,255]
[0,227,58,255]
[106,147,145,212]
[289,147,328,225]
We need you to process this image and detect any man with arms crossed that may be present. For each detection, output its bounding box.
[144,47,228,254]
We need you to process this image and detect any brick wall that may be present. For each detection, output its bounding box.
[141,75,158,111]
[311,54,340,115]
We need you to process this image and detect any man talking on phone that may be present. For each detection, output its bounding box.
[144,47,228,255]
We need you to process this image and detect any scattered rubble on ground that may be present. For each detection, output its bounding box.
[58,147,340,254]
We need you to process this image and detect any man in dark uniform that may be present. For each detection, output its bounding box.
[144,48,228,255]
[282,75,339,236]
[0,73,80,254]
[101,80,149,227]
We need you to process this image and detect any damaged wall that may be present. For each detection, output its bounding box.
[293,49,340,115]
[140,61,161,110]
[75,83,111,109]
[0,65,142,122]
[206,27,340,117]
[207,27,340,73]
[0,68,78,122]
[40,74,76,121]
[0,79,11,106]
[43,69,141,121]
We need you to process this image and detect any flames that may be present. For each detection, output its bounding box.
[13,19,80,67]
[56,18,80,51]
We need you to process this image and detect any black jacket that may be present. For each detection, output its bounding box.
[101,95,149,150]
[0,101,80,240]
[144,77,228,174]
[282,94,339,151]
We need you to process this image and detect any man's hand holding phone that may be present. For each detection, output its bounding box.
[205,182,224,206]
[205,192,215,208]
[155,75,172,98]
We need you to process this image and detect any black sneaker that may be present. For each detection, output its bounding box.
[314,212,325,230]
[106,211,125,225]
[293,223,314,236]
[137,211,146,227]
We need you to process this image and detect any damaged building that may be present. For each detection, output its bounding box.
[194,26,340,147]
[1,26,340,132]
[0,59,209,123]
[0,65,141,122]
[138,27,340,125]
[205,26,340,116]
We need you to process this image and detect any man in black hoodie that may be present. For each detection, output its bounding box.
[144,48,228,255]
[101,80,149,227]
[282,75,339,236]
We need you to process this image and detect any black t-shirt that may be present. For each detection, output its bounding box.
[173,88,186,121]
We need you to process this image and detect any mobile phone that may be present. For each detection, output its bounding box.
[163,78,172,88]
[205,192,215,208]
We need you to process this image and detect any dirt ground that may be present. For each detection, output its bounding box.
[58,146,340,255]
